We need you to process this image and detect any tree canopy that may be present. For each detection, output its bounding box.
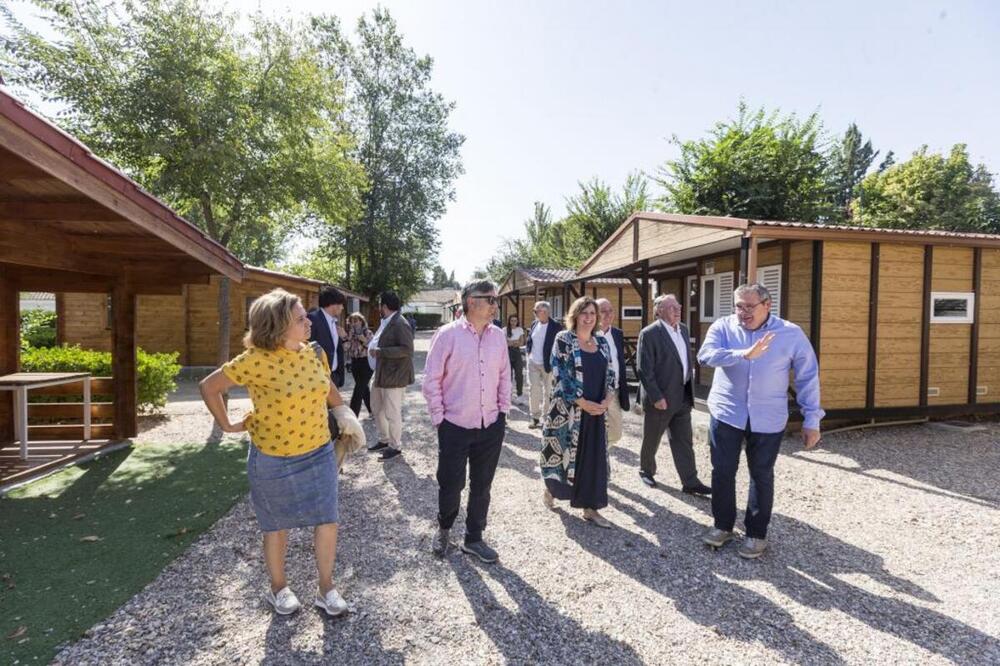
[312,9,464,302]
[853,144,1000,233]
[655,104,834,222]
[5,0,364,265]
[481,175,649,284]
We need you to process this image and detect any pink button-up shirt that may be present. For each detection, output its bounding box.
[422,317,511,429]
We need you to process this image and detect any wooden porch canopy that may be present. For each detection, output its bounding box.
[0,88,244,442]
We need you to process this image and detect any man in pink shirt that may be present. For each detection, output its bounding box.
[422,280,511,563]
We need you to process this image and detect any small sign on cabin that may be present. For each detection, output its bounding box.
[704,261,715,275]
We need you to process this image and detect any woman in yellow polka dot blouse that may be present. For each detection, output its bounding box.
[200,288,363,617]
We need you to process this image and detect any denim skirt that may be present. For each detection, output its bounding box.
[247,441,339,532]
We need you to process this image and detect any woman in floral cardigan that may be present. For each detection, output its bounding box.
[540,297,617,527]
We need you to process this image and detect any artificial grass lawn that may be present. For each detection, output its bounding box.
[0,440,248,664]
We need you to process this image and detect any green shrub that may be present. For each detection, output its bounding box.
[20,309,57,348]
[19,345,181,412]
[412,312,442,329]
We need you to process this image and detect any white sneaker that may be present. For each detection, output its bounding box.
[265,586,301,615]
[315,588,348,617]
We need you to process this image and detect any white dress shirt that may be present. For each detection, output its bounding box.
[660,319,690,382]
[529,321,549,365]
[368,312,393,371]
[322,309,339,372]
[597,328,620,382]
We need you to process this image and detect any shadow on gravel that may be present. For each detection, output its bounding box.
[261,611,405,666]
[449,559,643,664]
[565,482,1000,664]
[788,425,1000,509]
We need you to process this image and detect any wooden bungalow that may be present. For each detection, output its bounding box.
[0,88,245,487]
[573,211,1000,421]
[57,267,367,366]
[498,267,652,338]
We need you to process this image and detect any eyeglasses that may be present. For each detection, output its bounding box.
[470,295,498,305]
[735,301,767,314]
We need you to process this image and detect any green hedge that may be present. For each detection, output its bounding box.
[20,309,57,349]
[19,345,181,412]
[412,312,442,329]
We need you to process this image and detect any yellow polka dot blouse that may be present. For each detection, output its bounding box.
[222,344,331,456]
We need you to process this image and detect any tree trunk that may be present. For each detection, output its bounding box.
[217,277,231,405]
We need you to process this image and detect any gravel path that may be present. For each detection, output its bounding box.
[54,333,1000,665]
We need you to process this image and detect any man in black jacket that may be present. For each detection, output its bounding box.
[524,300,563,429]
[596,298,630,444]
[308,285,347,388]
[636,294,711,495]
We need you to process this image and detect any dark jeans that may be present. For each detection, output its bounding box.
[436,414,505,544]
[709,417,783,539]
[508,347,524,396]
[349,359,373,416]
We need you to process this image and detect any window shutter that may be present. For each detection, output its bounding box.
[718,272,735,317]
[756,265,782,316]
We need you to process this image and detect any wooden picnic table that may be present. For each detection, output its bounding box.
[0,372,92,459]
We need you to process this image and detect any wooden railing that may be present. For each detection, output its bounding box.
[26,377,115,441]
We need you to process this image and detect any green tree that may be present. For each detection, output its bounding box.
[277,247,347,286]
[482,202,574,283]
[559,172,649,263]
[6,0,364,364]
[655,104,835,222]
[426,263,460,289]
[853,144,1000,233]
[827,123,878,222]
[313,9,464,302]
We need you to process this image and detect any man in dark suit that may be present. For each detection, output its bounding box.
[308,285,347,388]
[595,298,630,444]
[368,291,415,461]
[524,300,564,428]
[636,294,711,495]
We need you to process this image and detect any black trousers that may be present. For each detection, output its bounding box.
[508,347,524,396]
[436,414,505,544]
[349,359,373,416]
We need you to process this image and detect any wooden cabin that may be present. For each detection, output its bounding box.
[573,212,1000,421]
[58,267,367,365]
[0,88,244,485]
[498,267,652,338]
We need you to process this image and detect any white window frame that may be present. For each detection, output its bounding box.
[929,292,975,324]
[621,306,644,320]
[700,271,734,323]
[755,264,782,317]
[551,294,564,320]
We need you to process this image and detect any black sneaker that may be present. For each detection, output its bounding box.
[460,540,498,564]
[682,482,712,497]
[379,447,402,461]
[368,441,388,452]
[639,471,657,488]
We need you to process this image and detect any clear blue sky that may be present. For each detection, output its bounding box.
[12,1,1000,281]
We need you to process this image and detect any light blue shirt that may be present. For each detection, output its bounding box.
[698,314,824,433]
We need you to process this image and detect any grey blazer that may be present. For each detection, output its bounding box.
[636,320,695,411]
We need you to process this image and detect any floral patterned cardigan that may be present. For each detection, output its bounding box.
[540,329,617,485]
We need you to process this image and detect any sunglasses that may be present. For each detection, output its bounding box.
[470,295,498,305]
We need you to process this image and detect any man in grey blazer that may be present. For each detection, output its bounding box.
[636,294,711,495]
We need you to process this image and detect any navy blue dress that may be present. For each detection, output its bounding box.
[545,348,609,509]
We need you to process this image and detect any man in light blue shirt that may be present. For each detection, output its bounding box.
[697,282,823,559]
